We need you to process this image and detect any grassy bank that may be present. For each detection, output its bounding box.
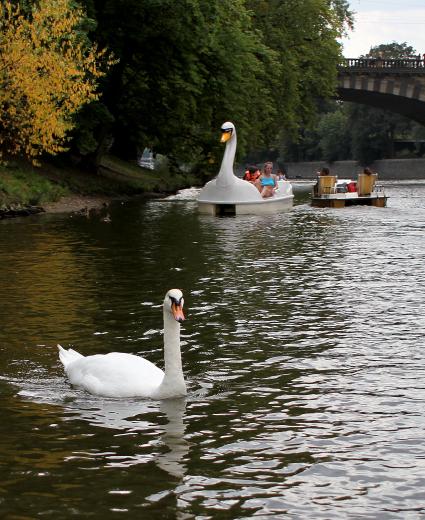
[0,155,200,210]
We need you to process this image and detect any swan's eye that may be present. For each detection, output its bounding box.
[169,295,183,306]
[222,128,232,135]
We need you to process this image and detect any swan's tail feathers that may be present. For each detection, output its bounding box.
[57,344,84,367]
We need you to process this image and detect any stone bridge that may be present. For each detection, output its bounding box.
[338,58,425,124]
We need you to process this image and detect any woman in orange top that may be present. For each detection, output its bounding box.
[243,165,261,183]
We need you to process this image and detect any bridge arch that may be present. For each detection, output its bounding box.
[337,58,425,124]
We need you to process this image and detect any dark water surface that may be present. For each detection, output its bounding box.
[1,182,425,518]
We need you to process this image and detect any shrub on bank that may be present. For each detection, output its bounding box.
[0,155,200,210]
[0,166,68,208]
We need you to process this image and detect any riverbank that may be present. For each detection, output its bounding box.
[4,156,425,219]
[42,194,113,214]
[0,155,199,218]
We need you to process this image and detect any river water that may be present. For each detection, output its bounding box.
[1,181,425,518]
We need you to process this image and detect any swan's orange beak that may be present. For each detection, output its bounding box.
[220,130,232,143]
[172,303,185,322]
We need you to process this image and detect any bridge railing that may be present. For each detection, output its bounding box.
[340,58,425,72]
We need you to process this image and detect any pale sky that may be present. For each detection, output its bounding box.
[340,0,425,57]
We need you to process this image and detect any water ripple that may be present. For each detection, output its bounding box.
[1,183,425,517]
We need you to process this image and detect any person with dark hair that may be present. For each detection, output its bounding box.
[243,165,261,183]
[314,167,333,196]
[319,167,330,176]
[358,167,377,195]
[276,168,287,180]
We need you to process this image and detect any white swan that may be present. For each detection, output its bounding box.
[197,121,262,203]
[58,289,187,399]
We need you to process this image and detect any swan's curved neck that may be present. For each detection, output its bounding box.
[163,311,182,375]
[157,309,186,398]
[217,132,237,188]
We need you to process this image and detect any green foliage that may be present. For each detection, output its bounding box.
[0,165,67,206]
[246,0,352,135]
[317,108,351,161]
[74,0,352,171]
[87,0,279,164]
[347,104,413,165]
[367,42,416,59]
[72,102,115,156]
[283,98,421,164]
[280,100,350,162]
[0,154,197,209]
[1,0,355,171]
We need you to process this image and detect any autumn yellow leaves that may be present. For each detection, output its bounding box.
[0,0,115,164]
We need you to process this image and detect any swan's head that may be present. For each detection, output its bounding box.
[220,121,235,143]
[164,289,185,322]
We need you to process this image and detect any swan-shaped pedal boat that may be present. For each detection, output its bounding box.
[58,289,187,399]
[197,121,293,215]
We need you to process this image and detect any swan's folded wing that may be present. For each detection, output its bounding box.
[65,352,164,398]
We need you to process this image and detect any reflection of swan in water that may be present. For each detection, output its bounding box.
[18,382,189,478]
[156,398,188,478]
[66,397,188,478]
[69,397,158,431]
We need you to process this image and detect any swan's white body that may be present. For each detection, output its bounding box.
[198,122,293,215]
[58,289,186,399]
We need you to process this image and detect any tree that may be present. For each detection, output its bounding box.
[0,0,113,163]
[367,42,416,59]
[85,0,277,168]
[246,0,353,137]
[348,103,414,164]
[75,0,352,170]
[317,107,351,161]
[279,100,352,162]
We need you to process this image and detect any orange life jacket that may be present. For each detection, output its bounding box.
[244,170,260,182]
